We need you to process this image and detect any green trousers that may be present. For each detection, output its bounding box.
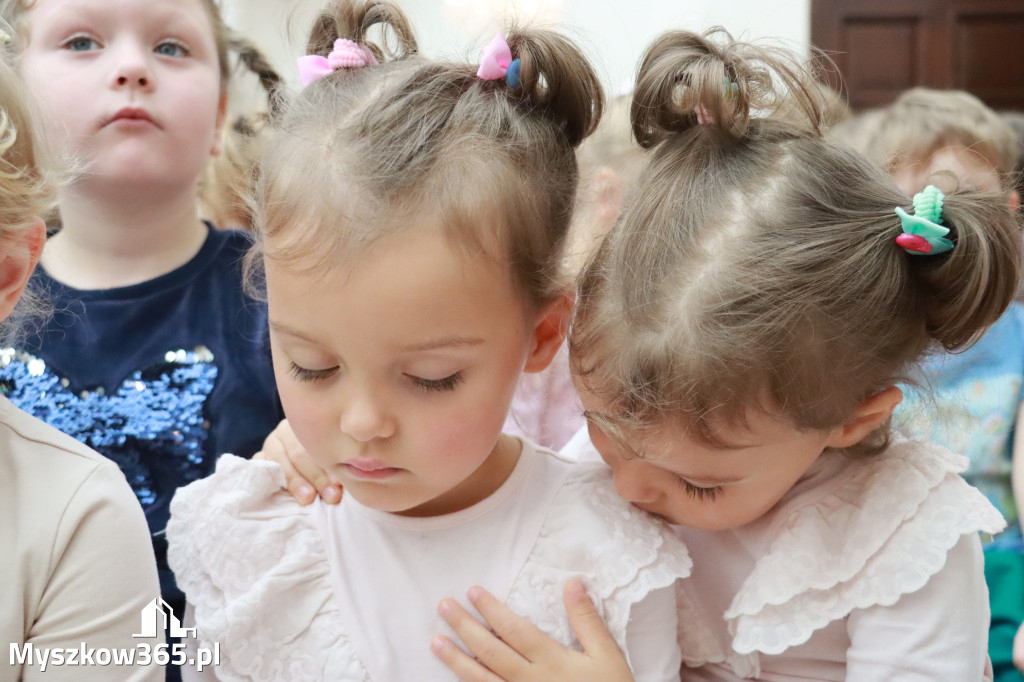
[987,548,1024,682]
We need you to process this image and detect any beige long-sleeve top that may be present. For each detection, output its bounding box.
[0,396,162,681]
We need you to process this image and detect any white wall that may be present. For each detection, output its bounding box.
[223,0,810,97]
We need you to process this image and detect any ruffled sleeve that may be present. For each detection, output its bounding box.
[721,438,1005,658]
[166,455,369,682]
[506,462,692,669]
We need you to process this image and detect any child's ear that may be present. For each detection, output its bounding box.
[826,386,904,449]
[1009,189,1020,213]
[523,291,574,374]
[0,218,44,321]
[593,166,624,230]
[210,94,229,157]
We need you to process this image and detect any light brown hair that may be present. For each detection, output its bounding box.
[250,0,603,311]
[572,29,1022,456]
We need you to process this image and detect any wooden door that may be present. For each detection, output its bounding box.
[811,0,1024,110]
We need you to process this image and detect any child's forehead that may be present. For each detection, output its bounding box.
[25,0,215,32]
[892,145,1003,194]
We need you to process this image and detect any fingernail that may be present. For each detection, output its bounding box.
[437,598,454,615]
[297,484,313,499]
[430,636,447,654]
[325,486,342,503]
[567,578,586,597]
[467,586,483,603]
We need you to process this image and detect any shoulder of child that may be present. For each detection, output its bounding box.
[716,437,1005,658]
[510,446,692,651]
[166,455,365,680]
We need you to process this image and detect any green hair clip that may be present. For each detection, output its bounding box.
[894,185,953,255]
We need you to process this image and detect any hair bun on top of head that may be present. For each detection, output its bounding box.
[631,28,832,149]
[305,0,417,71]
[500,29,604,149]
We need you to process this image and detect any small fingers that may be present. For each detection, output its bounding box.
[563,579,619,653]
[256,419,342,505]
[437,597,529,677]
[257,438,316,505]
[430,635,504,682]
[290,448,342,504]
[466,586,555,659]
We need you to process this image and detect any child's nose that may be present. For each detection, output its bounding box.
[111,46,153,90]
[612,461,660,505]
[339,392,396,442]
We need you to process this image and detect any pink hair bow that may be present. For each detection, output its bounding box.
[476,33,520,86]
[297,39,378,88]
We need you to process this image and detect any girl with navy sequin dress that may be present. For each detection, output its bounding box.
[166,2,691,679]
[0,0,283,635]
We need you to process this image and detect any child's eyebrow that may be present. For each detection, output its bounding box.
[269,321,319,345]
[399,337,484,353]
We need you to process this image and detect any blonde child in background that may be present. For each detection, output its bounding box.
[0,53,162,681]
[166,1,691,680]
[0,1,284,669]
[858,87,1020,203]
[432,29,1019,681]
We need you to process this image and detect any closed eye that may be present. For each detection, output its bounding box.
[288,362,338,383]
[408,372,463,393]
[673,475,723,502]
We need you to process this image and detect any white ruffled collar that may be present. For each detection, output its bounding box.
[678,438,1005,668]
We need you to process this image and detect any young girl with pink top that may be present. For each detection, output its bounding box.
[431,29,1021,681]
[166,2,691,680]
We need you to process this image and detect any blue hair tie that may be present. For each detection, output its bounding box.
[506,59,521,88]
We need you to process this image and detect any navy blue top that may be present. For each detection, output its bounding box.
[0,224,282,612]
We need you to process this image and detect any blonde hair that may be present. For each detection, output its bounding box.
[251,0,603,311]
[572,29,1022,456]
[199,37,283,231]
[857,87,1018,186]
[0,0,233,89]
[0,52,52,341]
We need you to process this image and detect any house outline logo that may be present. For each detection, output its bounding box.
[133,599,197,639]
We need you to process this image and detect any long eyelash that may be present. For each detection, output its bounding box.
[288,362,337,382]
[674,476,723,502]
[411,372,464,393]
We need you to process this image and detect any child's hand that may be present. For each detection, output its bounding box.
[253,419,342,505]
[431,578,636,682]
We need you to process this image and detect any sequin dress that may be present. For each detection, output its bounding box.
[0,224,282,614]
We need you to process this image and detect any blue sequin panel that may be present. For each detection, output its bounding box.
[0,347,218,510]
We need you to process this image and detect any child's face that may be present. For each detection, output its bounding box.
[19,0,224,189]
[265,220,537,517]
[576,385,834,531]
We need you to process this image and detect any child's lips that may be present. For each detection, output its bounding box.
[105,107,158,128]
[344,459,402,480]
